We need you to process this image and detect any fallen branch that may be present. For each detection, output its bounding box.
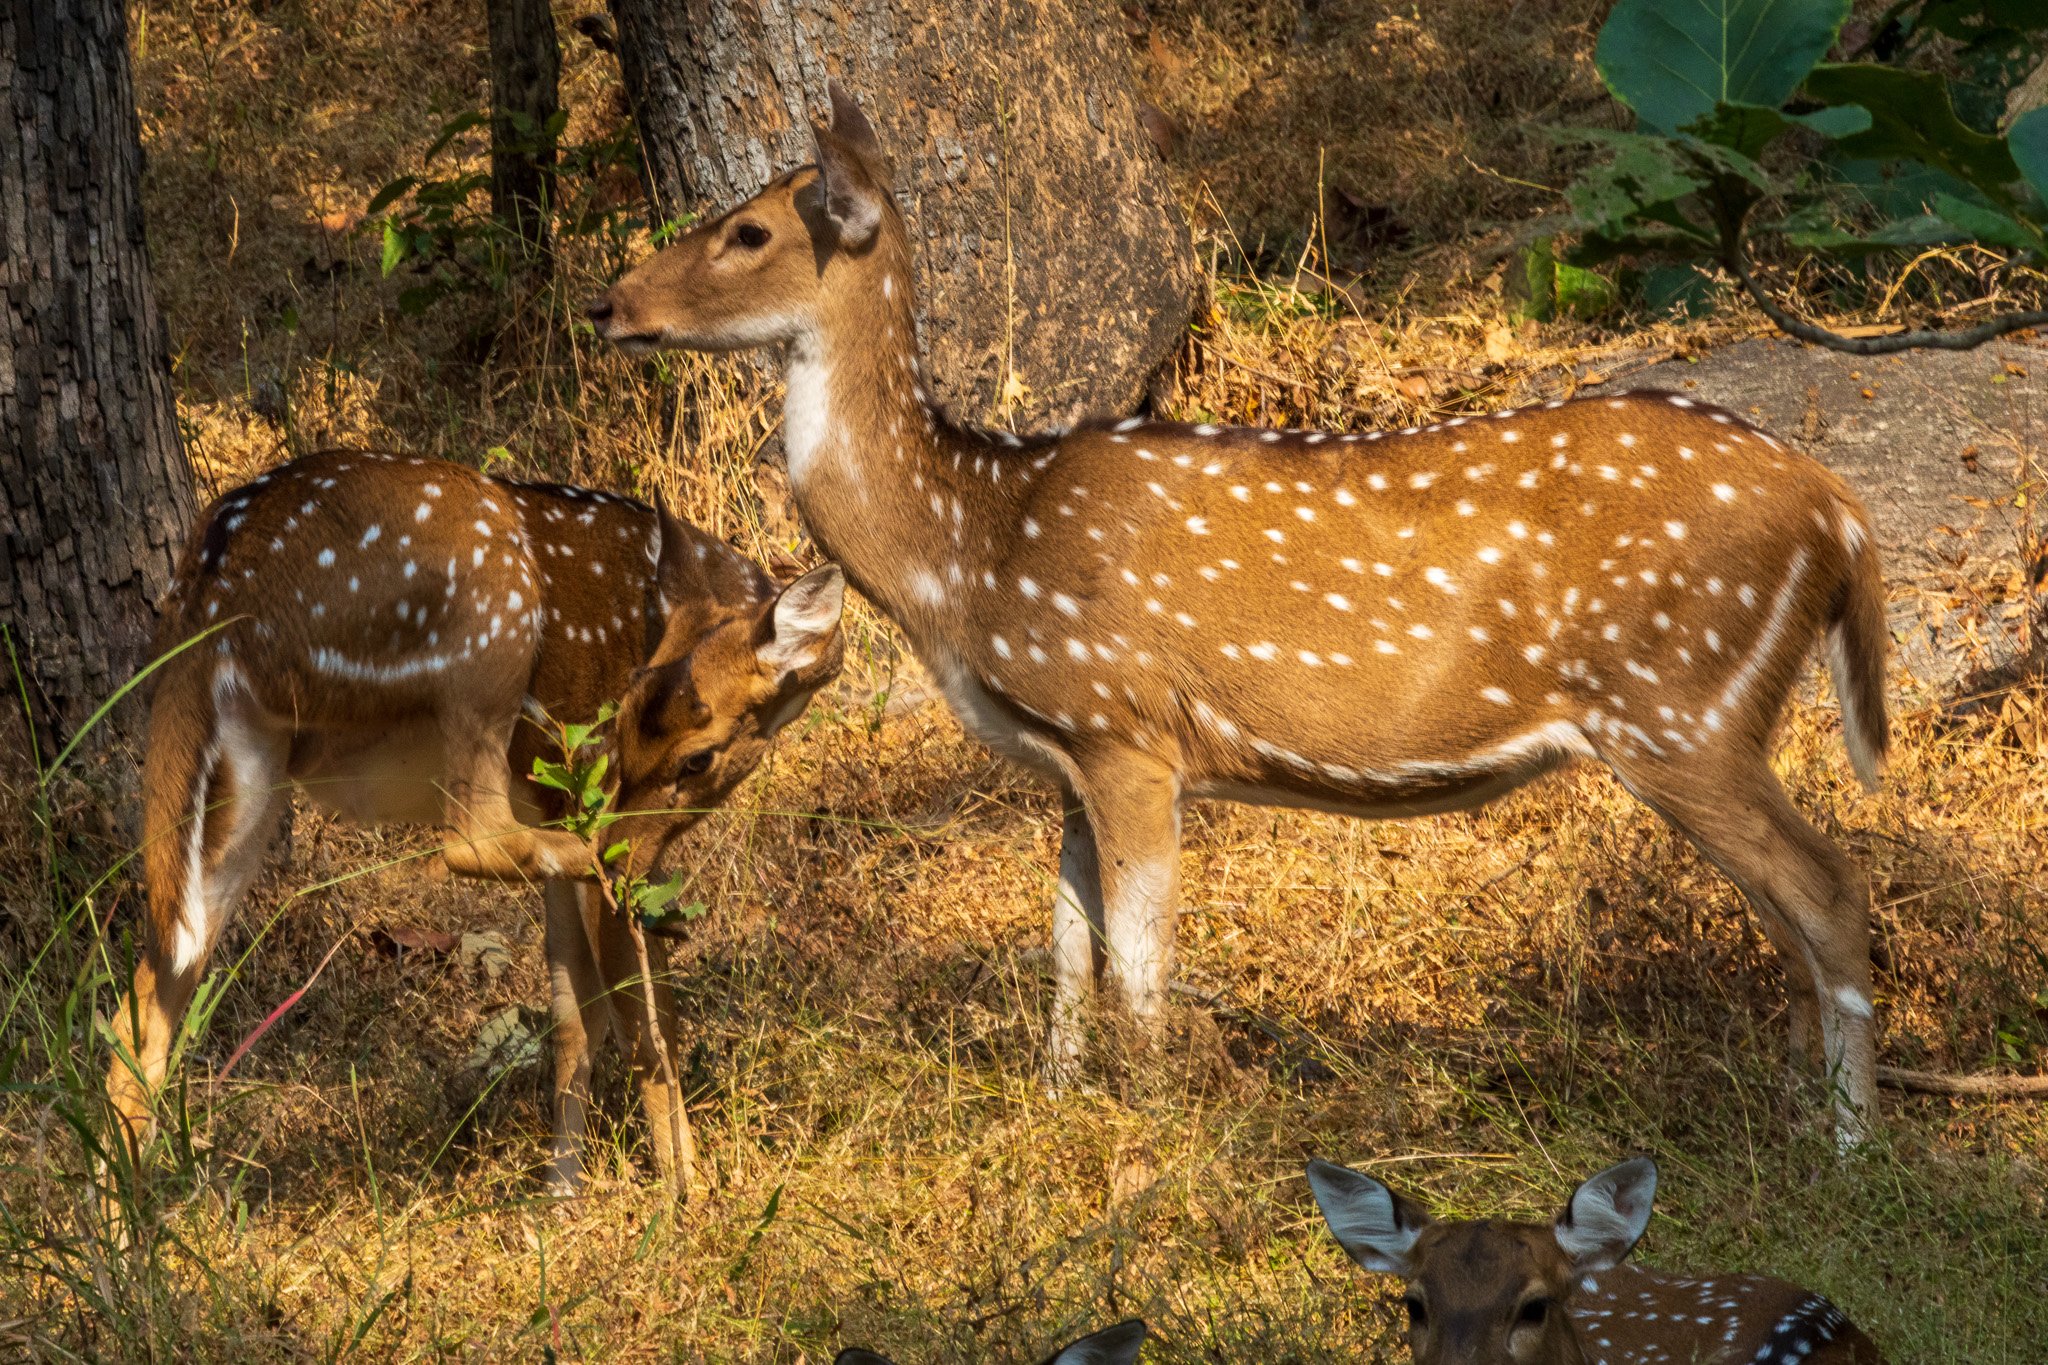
[1723,230,2048,356]
[1878,1064,2048,1098]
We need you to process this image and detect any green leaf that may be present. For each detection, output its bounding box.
[1804,64,2021,201]
[1642,264,1721,318]
[1930,193,2047,254]
[424,110,491,162]
[1596,0,1851,135]
[633,873,689,919]
[1780,212,1965,255]
[2011,108,2048,211]
[1552,261,1618,318]
[529,757,575,793]
[1681,101,1868,162]
[1562,130,1709,236]
[603,840,631,866]
[365,175,418,216]
[379,219,407,277]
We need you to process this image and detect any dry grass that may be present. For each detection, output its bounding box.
[2,0,2046,1360]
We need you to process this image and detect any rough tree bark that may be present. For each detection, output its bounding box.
[605,0,1200,429]
[0,0,196,759]
[486,0,563,258]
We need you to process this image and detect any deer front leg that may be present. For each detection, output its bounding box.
[1046,793,1105,1082]
[1075,748,1183,1039]
[438,718,594,883]
[542,879,614,1195]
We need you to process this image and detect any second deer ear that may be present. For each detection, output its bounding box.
[812,83,888,248]
[1045,1320,1146,1365]
[1307,1159,1431,1276]
[756,564,845,678]
[1554,1157,1657,1273]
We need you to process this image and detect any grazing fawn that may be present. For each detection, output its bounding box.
[113,450,845,1193]
[836,1321,1147,1365]
[586,84,1890,1136]
[1307,1156,1884,1364]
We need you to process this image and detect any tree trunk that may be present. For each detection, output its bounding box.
[605,0,1200,430]
[487,0,563,259]
[0,0,196,761]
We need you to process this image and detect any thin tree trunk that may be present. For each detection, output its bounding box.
[0,0,196,761]
[487,0,563,260]
[605,0,1200,430]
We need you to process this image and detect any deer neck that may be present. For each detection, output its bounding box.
[779,244,1023,642]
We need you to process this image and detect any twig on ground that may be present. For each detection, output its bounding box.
[1879,1064,2048,1098]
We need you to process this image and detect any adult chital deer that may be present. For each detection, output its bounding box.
[1306,1155,1884,1363]
[112,449,845,1194]
[586,84,1890,1136]
[836,1320,1147,1365]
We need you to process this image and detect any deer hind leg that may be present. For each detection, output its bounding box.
[1073,747,1183,1039]
[1606,746,1879,1140]
[542,879,615,1195]
[437,710,592,884]
[593,909,695,1198]
[109,700,289,1165]
[1045,792,1106,1081]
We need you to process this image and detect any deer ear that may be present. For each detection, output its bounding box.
[1554,1157,1657,1273]
[826,80,886,170]
[756,564,845,678]
[1307,1159,1430,1276]
[1045,1321,1146,1365]
[812,84,888,248]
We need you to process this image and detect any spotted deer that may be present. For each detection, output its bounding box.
[111,449,846,1194]
[836,1321,1147,1365]
[585,84,1891,1136]
[1307,1155,1884,1363]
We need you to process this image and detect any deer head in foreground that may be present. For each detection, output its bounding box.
[109,450,844,1198]
[1306,1156,1884,1364]
[835,1320,1147,1365]
[588,84,1890,1139]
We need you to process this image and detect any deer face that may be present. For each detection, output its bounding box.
[585,83,896,355]
[604,565,845,878]
[1307,1158,1659,1365]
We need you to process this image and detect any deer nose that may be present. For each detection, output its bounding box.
[585,296,614,326]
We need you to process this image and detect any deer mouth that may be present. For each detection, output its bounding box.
[598,326,666,354]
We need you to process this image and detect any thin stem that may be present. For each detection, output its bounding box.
[592,867,693,1200]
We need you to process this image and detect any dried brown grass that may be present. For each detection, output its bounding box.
[0,0,2044,1360]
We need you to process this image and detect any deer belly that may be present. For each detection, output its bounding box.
[288,721,455,826]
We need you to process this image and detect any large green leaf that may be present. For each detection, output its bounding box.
[1685,100,1872,160]
[1804,64,2021,200]
[1562,129,1710,236]
[1596,0,1851,135]
[2012,108,2048,211]
[1930,193,2047,255]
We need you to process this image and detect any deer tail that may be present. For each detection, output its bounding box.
[140,646,221,978]
[1825,508,1889,791]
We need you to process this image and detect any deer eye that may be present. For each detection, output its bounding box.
[1516,1298,1552,1327]
[1403,1295,1427,1330]
[732,222,770,249]
[675,750,714,780]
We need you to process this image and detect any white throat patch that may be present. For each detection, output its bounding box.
[782,332,833,486]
